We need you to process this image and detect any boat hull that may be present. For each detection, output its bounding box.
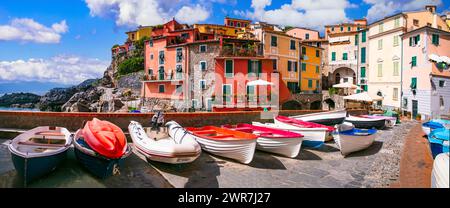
[256,136,303,158]
[10,150,67,183]
[290,110,347,126]
[192,136,256,164]
[422,126,431,136]
[273,119,327,148]
[344,117,386,129]
[333,131,376,156]
[428,128,449,158]
[431,153,449,188]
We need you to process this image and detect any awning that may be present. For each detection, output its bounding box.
[333,82,362,90]
[429,54,450,64]
[247,79,275,86]
[344,92,383,102]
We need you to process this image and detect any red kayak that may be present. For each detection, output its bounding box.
[275,116,335,132]
[82,118,127,159]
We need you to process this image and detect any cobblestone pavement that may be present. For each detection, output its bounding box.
[0,120,417,188]
[150,120,418,188]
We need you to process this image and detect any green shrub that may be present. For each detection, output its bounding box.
[118,57,144,75]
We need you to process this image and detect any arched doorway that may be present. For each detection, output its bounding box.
[282,100,302,110]
[332,67,356,85]
[310,100,322,110]
[335,73,341,84]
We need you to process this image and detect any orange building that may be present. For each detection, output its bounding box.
[300,44,323,92]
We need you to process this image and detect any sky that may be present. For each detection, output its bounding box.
[0,0,449,94]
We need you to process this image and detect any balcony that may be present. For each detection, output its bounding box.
[219,45,263,57]
[212,95,278,107]
[143,73,184,82]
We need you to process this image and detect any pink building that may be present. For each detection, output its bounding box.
[401,26,450,119]
[286,27,320,41]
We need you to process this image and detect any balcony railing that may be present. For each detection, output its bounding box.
[219,46,263,57]
[144,73,184,81]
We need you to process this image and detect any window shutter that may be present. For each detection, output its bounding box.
[294,62,298,72]
[258,60,262,74]
[287,61,292,71]
[409,37,412,46]
[248,60,252,73]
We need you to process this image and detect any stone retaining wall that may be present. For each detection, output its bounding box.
[0,109,367,132]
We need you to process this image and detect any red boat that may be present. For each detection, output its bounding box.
[82,118,127,159]
[275,116,335,132]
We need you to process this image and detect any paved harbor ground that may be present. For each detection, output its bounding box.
[0,120,428,188]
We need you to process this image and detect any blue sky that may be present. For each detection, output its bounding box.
[0,0,448,94]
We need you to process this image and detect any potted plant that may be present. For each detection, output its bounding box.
[415,113,422,121]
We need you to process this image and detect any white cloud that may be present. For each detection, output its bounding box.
[364,0,443,22]
[0,55,108,85]
[0,18,68,43]
[239,0,354,30]
[175,4,210,24]
[85,0,210,27]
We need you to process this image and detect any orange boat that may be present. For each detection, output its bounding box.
[82,118,127,159]
[185,126,257,164]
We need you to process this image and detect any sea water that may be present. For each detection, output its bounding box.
[0,107,39,112]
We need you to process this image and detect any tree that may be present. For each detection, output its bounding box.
[117,57,144,75]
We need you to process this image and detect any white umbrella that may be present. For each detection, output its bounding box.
[343,92,383,102]
[333,82,362,90]
[247,79,275,86]
[429,54,443,63]
[440,56,450,64]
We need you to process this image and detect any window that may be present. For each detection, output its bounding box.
[393,88,398,101]
[432,34,440,45]
[331,52,336,61]
[439,80,445,87]
[411,77,417,89]
[409,35,420,46]
[237,22,241,27]
[393,61,399,76]
[340,26,343,31]
[315,66,319,73]
[294,61,298,72]
[176,65,183,79]
[150,54,154,60]
[377,63,383,77]
[244,23,247,27]
[305,34,310,40]
[223,85,232,102]
[361,47,366,64]
[149,39,153,47]
[411,56,417,67]
[361,31,366,42]
[360,67,366,78]
[378,39,383,50]
[316,50,320,57]
[159,51,165,64]
[413,19,419,26]
[181,33,189,39]
[158,66,164,80]
[176,84,182,93]
[440,96,444,108]
[308,80,313,88]
[355,34,359,46]
[379,23,384,33]
[302,63,307,71]
[290,40,296,50]
[273,59,277,71]
[394,18,400,28]
[343,53,348,60]
[199,45,207,53]
[148,69,153,76]
[248,60,261,75]
[287,61,292,72]
[316,80,320,90]
[225,60,233,77]
[403,98,408,108]
[348,26,351,31]
[200,80,206,90]
[331,27,335,32]
[192,99,198,108]
[287,82,299,94]
[427,23,432,27]
[302,46,306,55]
[247,86,255,101]
[200,61,207,71]
[393,36,399,46]
[158,84,165,93]
[176,48,183,63]
[229,22,233,27]
[271,36,277,47]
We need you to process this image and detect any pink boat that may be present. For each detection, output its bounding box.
[222,124,304,158]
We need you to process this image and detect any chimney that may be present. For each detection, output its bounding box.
[425,5,436,14]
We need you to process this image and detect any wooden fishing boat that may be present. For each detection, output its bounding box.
[222,124,303,158]
[431,153,449,188]
[128,121,201,164]
[73,119,132,179]
[332,122,377,156]
[290,110,347,125]
[185,126,257,164]
[7,126,72,183]
[344,116,386,129]
[272,116,334,148]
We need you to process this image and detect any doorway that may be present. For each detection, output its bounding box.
[412,100,418,118]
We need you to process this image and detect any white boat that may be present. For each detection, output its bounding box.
[290,110,347,125]
[431,153,449,188]
[8,126,72,183]
[333,122,377,156]
[186,126,257,164]
[254,117,331,149]
[344,116,386,129]
[128,121,201,164]
[222,124,304,158]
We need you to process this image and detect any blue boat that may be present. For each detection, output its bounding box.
[422,121,445,136]
[7,126,72,183]
[73,130,132,179]
[428,128,449,158]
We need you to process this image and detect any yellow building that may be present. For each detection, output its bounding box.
[126,26,152,42]
[299,44,323,92]
[194,24,241,37]
[257,30,302,93]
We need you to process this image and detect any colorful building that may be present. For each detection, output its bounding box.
[299,44,323,92]
[286,27,320,41]
[356,28,369,92]
[224,17,251,28]
[367,5,449,110]
[401,26,450,119]
[126,26,153,42]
